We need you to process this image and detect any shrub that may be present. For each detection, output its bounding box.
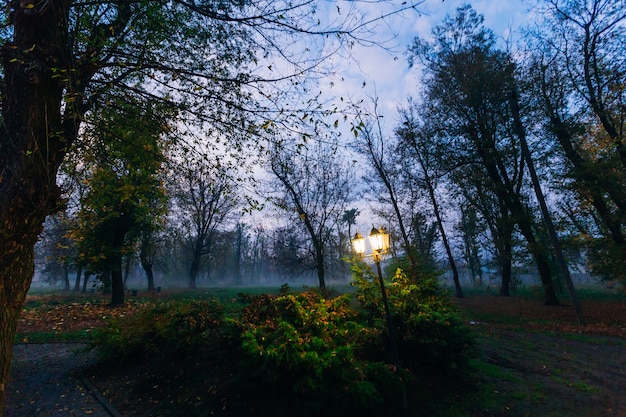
[237,290,405,416]
[352,262,473,375]
[91,298,224,363]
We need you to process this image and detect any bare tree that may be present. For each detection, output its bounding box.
[172,157,239,289]
[268,137,357,289]
[396,105,464,297]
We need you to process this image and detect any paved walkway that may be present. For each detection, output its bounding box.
[4,343,121,417]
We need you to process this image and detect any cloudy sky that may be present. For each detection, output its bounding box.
[334,0,536,124]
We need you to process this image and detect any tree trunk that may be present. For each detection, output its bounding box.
[189,253,200,289]
[511,88,584,322]
[499,242,512,296]
[82,271,92,293]
[425,178,463,297]
[63,264,71,291]
[0,2,72,412]
[0,238,39,413]
[111,254,125,306]
[234,224,243,285]
[123,256,131,290]
[315,241,326,290]
[73,265,83,292]
[144,263,155,293]
[140,253,155,292]
[515,215,559,305]
[477,146,559,305]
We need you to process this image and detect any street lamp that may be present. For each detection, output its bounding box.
[352,226,399,365]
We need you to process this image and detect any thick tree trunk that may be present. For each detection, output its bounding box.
[144,263,155,293]
[189,253,200,289]
[477,148,559,305]
[511,89,584,322]
[140,253,155,293]
[515,215,559,305]
[0,235,40,413]
[63,265,71,291]
[111,255,125,306]
[0,2,72,412]
[109,229,127,306]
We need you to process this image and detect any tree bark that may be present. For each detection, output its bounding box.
[63,264,71,291]
[0,1,72,411]
[111,254,125,306]
[477,147,559,305]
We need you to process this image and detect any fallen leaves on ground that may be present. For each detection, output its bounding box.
[17,293,154,336]
[455,293,626,338]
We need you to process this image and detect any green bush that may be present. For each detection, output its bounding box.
[237,290,405,416]
[352,263,473,375]
[91,299,224,363]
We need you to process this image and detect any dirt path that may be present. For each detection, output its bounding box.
[4,343,117,417]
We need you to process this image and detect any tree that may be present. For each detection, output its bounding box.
[408,6,559,304]
[396,105,464,297]
[0,0,420,409]
[268,137,357,289]
[457,202,485,287]
[454,166,517,295]
[36,212,75,291]
[526,0,626,281]
[72,98,169,305]
[173,157,239,289]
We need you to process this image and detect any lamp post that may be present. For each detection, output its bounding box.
[352,226,400,366]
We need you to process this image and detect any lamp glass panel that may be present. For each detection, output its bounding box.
[381,229,390,252]
[369,227,384,252]
[352,232,366,256]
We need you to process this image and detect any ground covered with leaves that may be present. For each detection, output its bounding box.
[13,286,626,417]
[455,291,626,417]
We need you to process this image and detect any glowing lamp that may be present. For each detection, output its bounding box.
[352,232,366,257]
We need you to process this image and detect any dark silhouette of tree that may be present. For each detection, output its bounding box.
[525,0,626,281]
[408,5,559,305]
[173,157,239,289]
[396,106,464,297]
[269,138,357,289]
[72,98,168,305]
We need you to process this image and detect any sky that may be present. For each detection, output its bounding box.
[334,0,536,126]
